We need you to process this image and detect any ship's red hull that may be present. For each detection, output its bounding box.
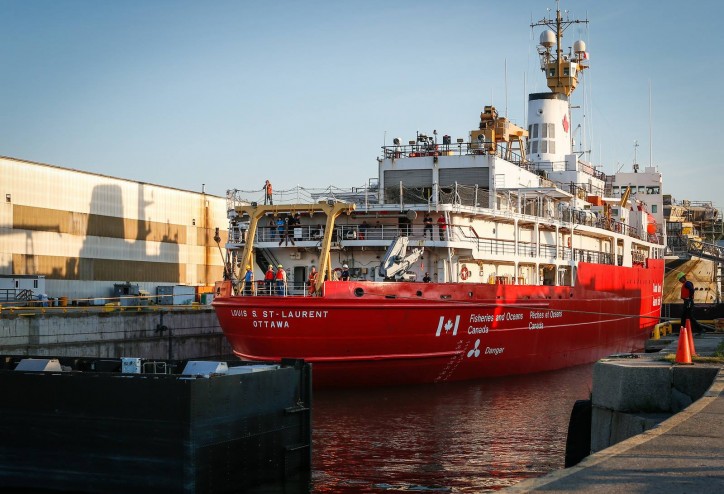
[213,260,664,386]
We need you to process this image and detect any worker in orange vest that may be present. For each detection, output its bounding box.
[263,180,273,205]
[275,264,287,296]
[264,265,275,295]
[308,266,318,295]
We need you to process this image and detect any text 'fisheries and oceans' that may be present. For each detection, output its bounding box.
[468,309,564,333]
[230,309,329,328]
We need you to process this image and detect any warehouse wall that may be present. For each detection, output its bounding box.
[0,156,229,299]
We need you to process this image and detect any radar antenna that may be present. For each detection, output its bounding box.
[531,1,589,96]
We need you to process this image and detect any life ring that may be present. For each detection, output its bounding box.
[460,265,470,280]
[567,237,571,248]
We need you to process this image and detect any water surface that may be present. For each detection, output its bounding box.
[309,364,593,492]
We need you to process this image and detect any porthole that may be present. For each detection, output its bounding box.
[354,288,365,297]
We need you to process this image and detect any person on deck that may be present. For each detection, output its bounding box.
[264,265,275,295]
[275,264,287,296]
[263,180,273,205]
[678,272,703,335]
[268,216,276,241]
[423,272,431,283]
[359,220,369,240]
[308,266,318,295]
[243,265,254,296]
[437,215,447,241]
[341,264,350,281]
[279,216,296,246]
[423,214,433,239]
[276,217,285,242]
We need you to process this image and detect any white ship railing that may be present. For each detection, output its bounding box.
[227,182,663,246]
[238,281,322,298]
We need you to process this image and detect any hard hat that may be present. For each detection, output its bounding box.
[268,265,273,269]
[343,264,348,268]
[677,272,685,280]
[246,265,251,269]
[278,264,283,268]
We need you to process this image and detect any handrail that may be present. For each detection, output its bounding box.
[687,238,724,263]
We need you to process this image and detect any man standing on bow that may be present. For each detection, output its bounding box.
[263,180,273,205]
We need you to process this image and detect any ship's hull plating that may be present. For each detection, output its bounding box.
[213,260,664,386]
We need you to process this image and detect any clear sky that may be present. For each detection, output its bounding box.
[1,0,722,207]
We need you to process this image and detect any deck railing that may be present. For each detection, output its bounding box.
[227,182,663,246]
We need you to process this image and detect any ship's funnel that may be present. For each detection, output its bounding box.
[527,93,572,167]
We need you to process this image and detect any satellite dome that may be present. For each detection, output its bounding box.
[573,40,586,53]
[540,30,556,48]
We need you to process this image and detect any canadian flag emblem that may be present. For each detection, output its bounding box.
[435,315,460,337]
[562,114,570,133]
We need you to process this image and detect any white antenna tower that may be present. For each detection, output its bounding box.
[648,80,653,168]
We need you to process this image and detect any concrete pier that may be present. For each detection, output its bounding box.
[506,333,724,493]
[0,307,232,359]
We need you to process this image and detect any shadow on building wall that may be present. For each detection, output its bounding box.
[74,183,181,285]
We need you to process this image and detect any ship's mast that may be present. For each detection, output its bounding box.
[531,1,588,97]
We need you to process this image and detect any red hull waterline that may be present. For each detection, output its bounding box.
[213,260,664,387]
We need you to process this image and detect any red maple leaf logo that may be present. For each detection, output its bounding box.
[562,114,570,133]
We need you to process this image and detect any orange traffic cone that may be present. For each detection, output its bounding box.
[686,319,697,357]
[675,324,693,365]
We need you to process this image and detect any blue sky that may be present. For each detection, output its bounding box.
[1,0,722,207]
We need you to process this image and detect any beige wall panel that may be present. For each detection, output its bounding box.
[5,230,216,267]
[0,202,11,229]
[203,265,225,283]
[13,205,190,244]
[0,252,11,274]
[13,254,185,283]
[186,263,197,286]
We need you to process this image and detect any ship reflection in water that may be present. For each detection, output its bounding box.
[309,363,593,493]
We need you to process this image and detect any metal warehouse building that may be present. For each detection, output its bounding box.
[1,156,228,300]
